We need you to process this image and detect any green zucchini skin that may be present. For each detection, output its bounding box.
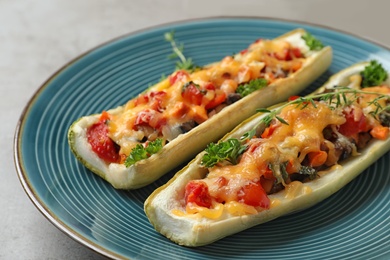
[144,62,390,247]
[68,29,333,189]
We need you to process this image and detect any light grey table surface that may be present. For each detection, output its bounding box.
[2,0,389,259]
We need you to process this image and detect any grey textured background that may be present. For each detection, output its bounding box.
[2,0,389,259]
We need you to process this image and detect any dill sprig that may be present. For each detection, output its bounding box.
[201,88,389,168]
[202,88,388,168]
[256,88,389,128]
[367,94,390,118]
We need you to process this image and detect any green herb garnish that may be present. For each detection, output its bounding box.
[298,165,317,180]
[201,138,248,168]
[360,60,388,87]
[257,87,389,128]
[236,78,268,97]
[125,139,163,167]
[164,31,197,71]
[301,33,324,51]
[265,162,291,185]
[182,81,201,90]
[367,94,390,119]
[378,109,390,127]
[202,85,389,168]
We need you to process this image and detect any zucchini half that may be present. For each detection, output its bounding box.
[68,28,332,189]
[144,62,390,246]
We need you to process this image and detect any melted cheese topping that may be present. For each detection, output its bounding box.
[284,181,313,200]
[105,37,307,156]
[203,103,345,203]
[178,79,390,219]
[360,86,390,124]
[224,201,258,216]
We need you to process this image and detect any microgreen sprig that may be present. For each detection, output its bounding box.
[164,31,197,71]
[201,88,389,168]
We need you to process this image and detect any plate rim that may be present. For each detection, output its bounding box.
[13,16,390,260]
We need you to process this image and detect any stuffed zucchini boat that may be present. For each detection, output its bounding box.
[68,28,332,189]
[144,61,390,246]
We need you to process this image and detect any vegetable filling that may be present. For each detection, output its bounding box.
[86,32,325,166]
[181,61,390,218]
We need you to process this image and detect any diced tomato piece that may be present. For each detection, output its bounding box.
[286,159,296,174]
[338,109,369,137]
[204,83,216,90]
[288,95,311,106]
[240,49,248,55]
[290,47,302,58]
[182,82,204,105]
[274,47,302,61]
[285,47,302,60]
[275,49,289,61]
[205,91,226,110]
[99,111,111,122]
[87,120,120,163]
[307,150,328,167]
[134,94,149,107]
[169,70,189,85]
[134,110,152,126]
[134,91,167,110]
[288,95,300,102]
[149,91,166,100]
[133,109,166,130]
[148,91,167,111]
[215,176,228,187]
[247,141,262,153]
[263,165,274,180]
[185,181,212,208]
[237,182,270,208]
[261,124,277,139]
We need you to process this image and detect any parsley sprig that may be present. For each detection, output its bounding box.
[301,32,324,51]
[125,139,163,167]
[360,60,388,87]
[236,78,268,97]
[164,31,197,71]
[201,138,248,168]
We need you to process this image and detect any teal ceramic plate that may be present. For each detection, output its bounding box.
[15,18,390,259]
